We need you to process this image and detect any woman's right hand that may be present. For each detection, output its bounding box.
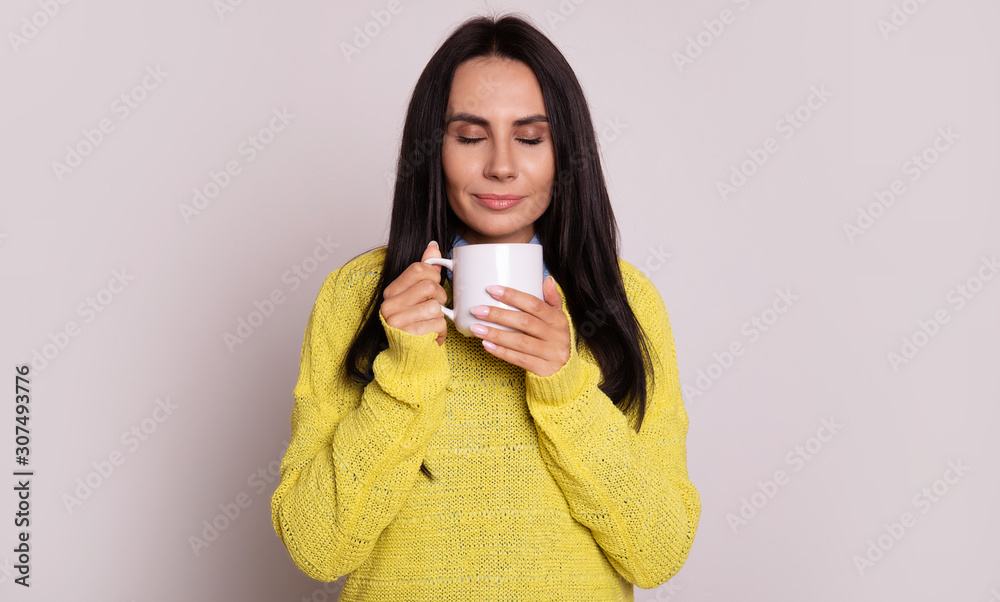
[380,241,449,346]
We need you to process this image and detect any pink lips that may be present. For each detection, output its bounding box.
[474,194,526,210]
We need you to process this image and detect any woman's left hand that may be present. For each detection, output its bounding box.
[469,276,571,378]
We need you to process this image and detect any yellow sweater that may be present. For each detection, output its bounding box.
[271,246,700,601]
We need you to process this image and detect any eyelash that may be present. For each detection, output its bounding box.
[457,136,543,146]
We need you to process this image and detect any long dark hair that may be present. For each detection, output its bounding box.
[344,13,655,480]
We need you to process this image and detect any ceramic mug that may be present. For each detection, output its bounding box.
[423,243,544,337]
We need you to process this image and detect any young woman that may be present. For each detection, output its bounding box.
[271,13,700,601]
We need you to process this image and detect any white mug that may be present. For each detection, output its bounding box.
[424,243,544,337]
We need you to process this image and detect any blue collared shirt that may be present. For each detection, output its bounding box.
[445,232,551,282]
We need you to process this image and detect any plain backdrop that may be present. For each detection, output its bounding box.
[1,0,998,600]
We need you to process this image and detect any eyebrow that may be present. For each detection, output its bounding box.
[445,112,549,128]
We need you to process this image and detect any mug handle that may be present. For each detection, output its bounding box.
[422,258,455,321]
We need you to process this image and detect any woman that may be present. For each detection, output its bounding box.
[271,13,700,600]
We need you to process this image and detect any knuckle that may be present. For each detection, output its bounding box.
[422,299,442,318]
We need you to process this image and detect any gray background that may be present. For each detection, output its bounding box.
[1,0,997,600]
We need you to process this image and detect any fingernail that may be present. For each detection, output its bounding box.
[429,240,438,248]
[470,305,489,317]
[486,285,504,296]
[471,324,488,336]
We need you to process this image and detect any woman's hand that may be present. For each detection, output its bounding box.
[468,276,571,377]
[380,241,449,346]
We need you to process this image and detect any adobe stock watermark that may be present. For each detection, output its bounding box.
[298,580,346,602]
[637,580,682,602]
[877,0,935,41]
[340,0,408,63]
[887,254,998,372]
[673,0,755,73]
[543,0,589,31]
[843,126,959,243]
[212,0,249,21]
[726,417,843,534]
[7,0,73,55]
[188,440,288,556]
[0,556,14,585]
[382,70,499,187]
[179,107,295,223]
[716,85,834,201]
[683,288,798,401]
[548,115,629,202]
[28,268,136,373]
[636,246,672,280]
[51,65,169,181]
[223,235,340,352]
[852,458,970,576]
[61,397,180,514]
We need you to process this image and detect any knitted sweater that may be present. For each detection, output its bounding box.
[271,246,700,601]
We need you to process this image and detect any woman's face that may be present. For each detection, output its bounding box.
[442,57,555,245]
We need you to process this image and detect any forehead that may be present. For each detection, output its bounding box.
[447,58,546,117]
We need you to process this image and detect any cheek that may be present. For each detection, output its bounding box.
[442,147,479,185]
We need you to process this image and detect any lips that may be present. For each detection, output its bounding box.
[473,194,526,210]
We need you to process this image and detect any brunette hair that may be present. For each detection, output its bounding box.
[344,13,655,480]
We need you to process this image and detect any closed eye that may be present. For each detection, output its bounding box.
[456,137,544,145]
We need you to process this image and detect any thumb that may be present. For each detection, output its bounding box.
[543,275,561,307]
[421,240,442,269]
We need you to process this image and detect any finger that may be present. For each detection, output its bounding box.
[421,240,442,264]
[383,298,446,330]
[542,275,561,308]
[470,319,556,359]
[387,273,447,307]
[479,337,548,375]
[470,305,548,340]
[385,243,442,299]
[486,285,560,325]
[405,317,448,338]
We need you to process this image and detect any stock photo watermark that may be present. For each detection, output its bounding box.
[340,0,408,63]
[636,246,672,280]
[637,580,682,602]
[683,288,798,400]
[188,440,288,556]
[877,0,935,41]
[7,0,73,55]
[843,126,959,243]
[725,417,844,534]
[886,254,998,371]
[61,397,180,514]
[716,85,834,202]
[673,0,755,73]
[213,0,248,21]
[852,459,970,576]
[223,235,340,352]
[179,107,295,223]
[50,65,169,181]
[298,580,346,602]
[29,268,135,373]
[543,0,590,30]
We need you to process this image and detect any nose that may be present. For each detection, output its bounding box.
[484,137,517,180]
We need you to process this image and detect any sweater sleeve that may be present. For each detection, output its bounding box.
[524,263,700,589]
[270,264,451,582]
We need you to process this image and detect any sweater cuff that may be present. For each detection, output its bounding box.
[374,311,450,407]
[525,300,601,406]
